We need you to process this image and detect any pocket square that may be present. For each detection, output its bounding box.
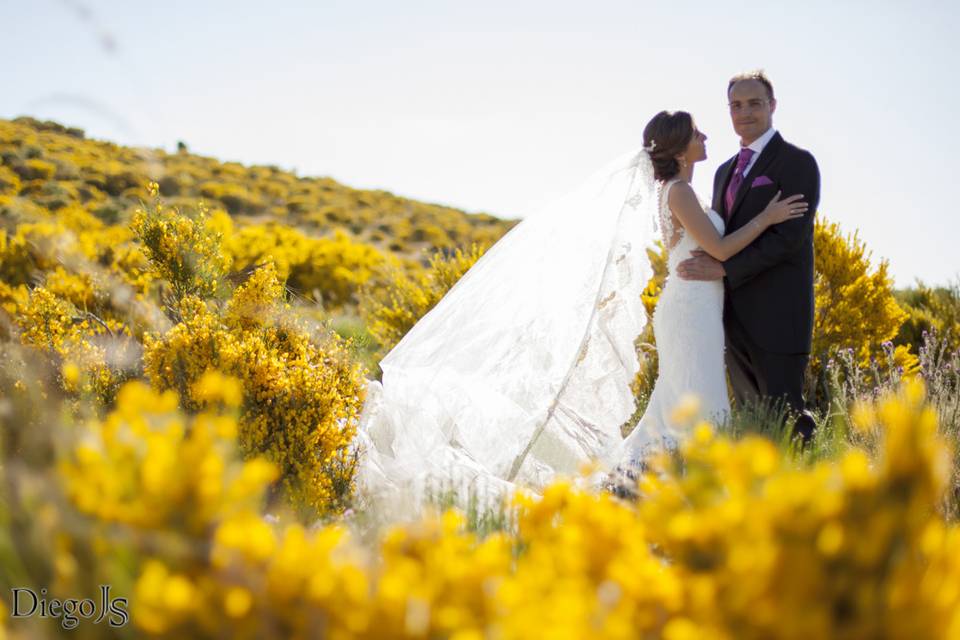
[751,175,774,187]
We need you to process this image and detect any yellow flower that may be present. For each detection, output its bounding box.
[816,521,845,556]
[62,361,80,387]
[223,586,253,618]
[670,393,701,425]
[192,369,243,408]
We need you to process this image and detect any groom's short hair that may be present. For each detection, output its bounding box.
[728,70,775,101]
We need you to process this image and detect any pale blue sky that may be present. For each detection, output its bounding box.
[4,0,958,286]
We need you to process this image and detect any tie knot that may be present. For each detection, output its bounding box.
[733,148,755,176]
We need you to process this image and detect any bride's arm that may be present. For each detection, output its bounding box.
[667,182,807,262]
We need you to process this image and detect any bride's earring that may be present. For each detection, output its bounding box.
[678,157,688,169]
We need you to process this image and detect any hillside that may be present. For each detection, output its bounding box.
[0,116,515,264]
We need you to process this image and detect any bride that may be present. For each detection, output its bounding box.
[617,111,806,468]
[355,110,806,509]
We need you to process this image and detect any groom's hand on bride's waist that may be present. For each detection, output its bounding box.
[676,250,725,281]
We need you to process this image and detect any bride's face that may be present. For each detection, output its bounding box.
[681,124,708,165]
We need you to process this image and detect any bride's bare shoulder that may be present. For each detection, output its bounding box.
[665,180,698,209]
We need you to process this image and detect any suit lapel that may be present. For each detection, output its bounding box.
[729,132,784,224]
[715,156,736,219]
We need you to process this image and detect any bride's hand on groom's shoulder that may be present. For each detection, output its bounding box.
[677,250,724,281]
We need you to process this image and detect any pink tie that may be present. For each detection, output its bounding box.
[724,147,755,219]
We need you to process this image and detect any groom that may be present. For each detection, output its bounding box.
[676,70,820,442]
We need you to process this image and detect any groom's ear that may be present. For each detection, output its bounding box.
[769,98,777,115]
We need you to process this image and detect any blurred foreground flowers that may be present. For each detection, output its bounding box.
[3,371,960,638]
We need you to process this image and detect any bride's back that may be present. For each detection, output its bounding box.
[658,179,725,276]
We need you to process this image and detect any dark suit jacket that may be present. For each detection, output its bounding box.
[712,132,820,355]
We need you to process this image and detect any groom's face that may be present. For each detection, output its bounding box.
[728,79,776,144]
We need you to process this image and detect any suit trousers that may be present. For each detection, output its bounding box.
[724,308,815,441]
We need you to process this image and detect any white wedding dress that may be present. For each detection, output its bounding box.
[354,150,729,513]
[616,178,730,466]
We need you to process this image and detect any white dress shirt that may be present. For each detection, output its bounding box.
[742,126,778,177]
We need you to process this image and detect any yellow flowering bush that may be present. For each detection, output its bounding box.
[225,223,390,309]
[640,242,668,321]
[143,263,367,516]
[501,482,683,639]
[0,228,34,285]
[60,377,277,536]
[17,286,131,401]
[813,219,908,371]
[364,509,514,638]
[0,209,153,404]
[895,281,960,354]
[1,220,65,275]
[52,376,298,638]
[21,158,58,181]
[291,229,390,309]
[42,265,106,312]
[397,381,959,639]
[131,182,230,304]
[361,243,487,359]
[625,242,669,431]
[134,519,372,638]
[0,203,156,307]
[635,383,956,638]
[5,325,960,640]
[0,279,28,337]
[0,163,21,194]
[91,382,960,637]
[224,222,311,284]
[198,180,263,214]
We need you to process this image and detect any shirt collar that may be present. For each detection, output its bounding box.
[744,127,777,156]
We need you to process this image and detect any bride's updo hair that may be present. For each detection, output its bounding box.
[642,111,695,182]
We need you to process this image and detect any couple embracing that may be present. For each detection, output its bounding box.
[357,70,820,503]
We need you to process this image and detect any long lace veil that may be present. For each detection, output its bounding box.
[356,146,659,509]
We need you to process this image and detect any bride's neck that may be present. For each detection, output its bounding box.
[678,165,694,183]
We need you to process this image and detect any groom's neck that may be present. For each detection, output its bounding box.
[739,126,773,148]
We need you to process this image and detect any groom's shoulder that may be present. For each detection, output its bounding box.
[779,135,818,166]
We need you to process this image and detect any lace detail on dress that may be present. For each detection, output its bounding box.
[657,178,684,250]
